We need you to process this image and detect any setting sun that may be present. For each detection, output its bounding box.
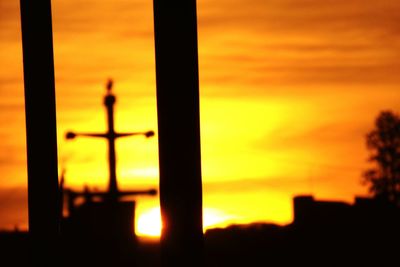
[136,207,162,237]
[136,207,236,238]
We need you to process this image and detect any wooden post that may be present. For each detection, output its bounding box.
[153,1,204,266]
[20,0,60,265]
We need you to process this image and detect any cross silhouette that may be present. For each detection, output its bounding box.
[65,79,155,201]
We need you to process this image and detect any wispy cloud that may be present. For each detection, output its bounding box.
[198,0,400,91]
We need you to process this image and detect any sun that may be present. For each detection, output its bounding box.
[136,207,235,238]
[203,208,235,229]
[136,207,162,237]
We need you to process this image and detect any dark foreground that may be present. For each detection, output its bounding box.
[1,221,398,267]
[2,195,399,266]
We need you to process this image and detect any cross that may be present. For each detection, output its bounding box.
[65,80,155,201]
[20,0,203,265]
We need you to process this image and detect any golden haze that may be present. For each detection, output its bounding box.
[1,0,400,236]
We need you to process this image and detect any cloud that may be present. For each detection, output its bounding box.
[204,176,310,194]
[203,173,365,203]
[199,0,400,34]
[197,0,400,91]
[0,1,21,42]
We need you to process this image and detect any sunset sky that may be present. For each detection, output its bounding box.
[1,0,399,236]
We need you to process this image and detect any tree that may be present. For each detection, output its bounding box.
[363,110,400,204]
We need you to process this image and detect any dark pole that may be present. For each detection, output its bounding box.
[104,87,118,198]
[153,1,204,266]
[20,0,59,266]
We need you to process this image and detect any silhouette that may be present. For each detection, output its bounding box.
[19,1,59,266]
[205,195,400,267]
[64,79,155,201]
[3,192,400,266]
[153,1,204,266]
[19,0,204,265]
[60,80,157,267]
[363,110,400,205]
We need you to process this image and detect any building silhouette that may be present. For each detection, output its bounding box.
[2,192,400,266]
[204,194,400,267]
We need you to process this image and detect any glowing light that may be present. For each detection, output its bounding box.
[136,207,236,238]
[203,208,236,229]
[136,207,162,237]
[122,167,159,179]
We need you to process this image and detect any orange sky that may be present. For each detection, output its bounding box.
[1,0,400,236]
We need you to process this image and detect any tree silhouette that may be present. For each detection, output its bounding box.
[363,110,400,204]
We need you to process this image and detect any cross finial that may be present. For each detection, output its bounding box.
[106,79,113,93]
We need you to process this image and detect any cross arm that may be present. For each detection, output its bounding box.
[66,188,157,198]
[65,130,155,140]
[65,132,107,140]
[115,130,155,138]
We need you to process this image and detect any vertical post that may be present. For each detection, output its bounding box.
[104,90,118,198]
[153,1,204,266]
[20,0,59,265]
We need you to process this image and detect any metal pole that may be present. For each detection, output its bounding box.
[153,1,204,266]
[20,0,59,265]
